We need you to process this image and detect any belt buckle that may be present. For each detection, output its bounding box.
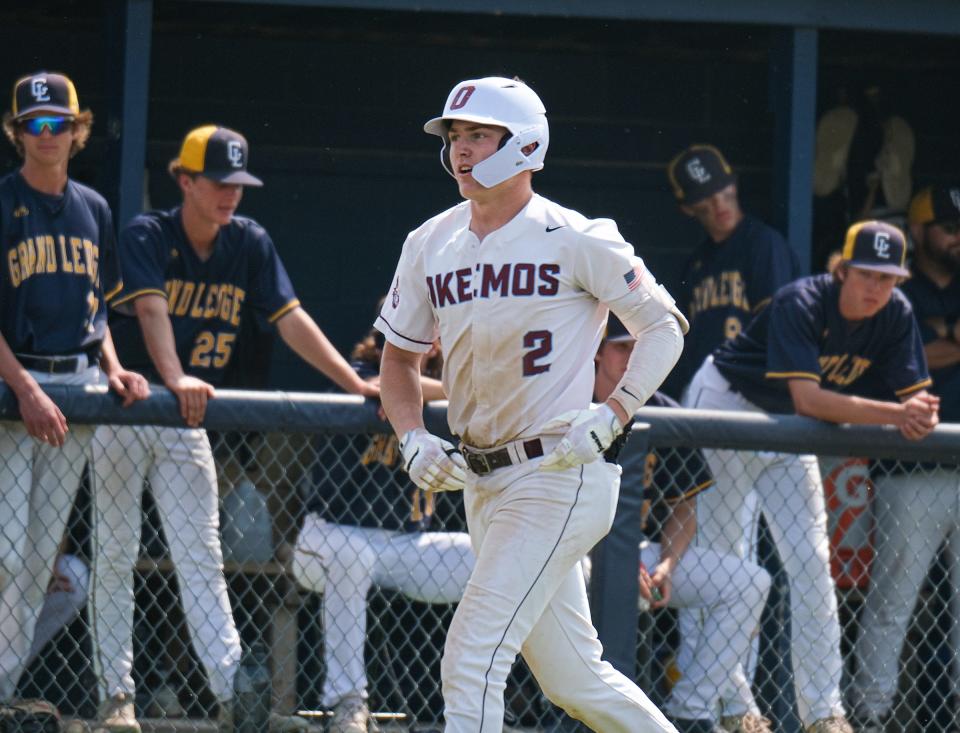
[468,451,492,475]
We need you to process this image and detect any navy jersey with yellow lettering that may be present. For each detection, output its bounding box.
[0,171,120,355]
[670,214,800,396]
[611,392,714,543]
[713,273,931,414]
[109,207,299,385]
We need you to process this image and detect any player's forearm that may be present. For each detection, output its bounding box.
[276,308,369,394]
[380,342,426,437]
[610,314,684,419]
[98,328,122,377]
[135,300,186,385]
[659,499,696,569]
[789,381,906,425]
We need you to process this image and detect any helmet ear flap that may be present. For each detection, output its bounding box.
[440,140,454,177]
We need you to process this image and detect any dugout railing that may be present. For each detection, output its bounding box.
[2,386,960,733]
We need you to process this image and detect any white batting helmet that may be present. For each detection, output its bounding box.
[424,76,549,188]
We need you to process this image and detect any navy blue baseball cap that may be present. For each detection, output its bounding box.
[603,314,633,343]
[841,220,910,277]
[171,125,263,186]
[11,71,80,120]
[667,144,737,204]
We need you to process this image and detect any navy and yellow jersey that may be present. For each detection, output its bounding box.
[304,361,462,533]
[109,207,299,386]
[670,214,800,396]
[610,392,714,543]
[0,171,120,355]
[714,273,932,414]
[899,271,960,422]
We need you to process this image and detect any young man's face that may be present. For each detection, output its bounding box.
[18,114,76,167]
[181,175,244,226]
[595,339,633,386]
[682,183,743,242]
[447,120,510,198]
[838,265,899,320]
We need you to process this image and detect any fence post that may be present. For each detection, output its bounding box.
[589,423,649,680]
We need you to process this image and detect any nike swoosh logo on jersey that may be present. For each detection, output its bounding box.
[545,225,566,232]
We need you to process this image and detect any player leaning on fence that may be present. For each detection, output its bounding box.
[377,75,688,733]
[0,70,149,707]
[680,220,938,733]
[88,125,377,733]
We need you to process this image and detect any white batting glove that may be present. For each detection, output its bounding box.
[400,427,467,492]
[539,403,623,472]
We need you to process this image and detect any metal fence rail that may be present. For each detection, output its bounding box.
[2,386,959,732]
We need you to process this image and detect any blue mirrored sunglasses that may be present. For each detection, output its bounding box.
[20,116,73,136]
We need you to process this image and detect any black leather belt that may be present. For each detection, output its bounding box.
[461,438,544,476]
[17,343,101,375]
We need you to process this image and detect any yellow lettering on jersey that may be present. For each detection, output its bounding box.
[230,287,245,326]
[689,271,750,321]
[203,284,219,319]
[819,354,872,387]
[59,235,73,273]
[24,238,37,279]
[17,242,29,280]
[35,236,47,275]
[360,433,400,467]
[189,282,207,318]
[43,237,56,273]
[166,279,182,313]
[218,285,232,321]
[82,239,96,282]
[7,249,20,287]
[69,237,84,275]
[174,282,195,316]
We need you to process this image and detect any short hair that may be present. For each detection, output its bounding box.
[2,109,93,159]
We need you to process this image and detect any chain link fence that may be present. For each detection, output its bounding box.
[3,389,960,732]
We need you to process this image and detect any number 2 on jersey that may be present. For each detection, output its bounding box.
[190,331,236,369]
[522,330,553,376]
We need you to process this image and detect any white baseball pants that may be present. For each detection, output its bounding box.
[291,513,474,706]
[850,468,960,718]
[0,366,98,701]
[441,453,677,733]
[679,358,846,726]
[645,541,771,721]
[90,424,241,702]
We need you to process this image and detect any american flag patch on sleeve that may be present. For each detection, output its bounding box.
[623,264,644,291]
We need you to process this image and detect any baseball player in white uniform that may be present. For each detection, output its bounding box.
[376,76,688,733]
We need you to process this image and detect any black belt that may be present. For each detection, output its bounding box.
[461,438,544,476]
[16,343,101,375]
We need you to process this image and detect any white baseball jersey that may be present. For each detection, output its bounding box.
[375,193,676,448]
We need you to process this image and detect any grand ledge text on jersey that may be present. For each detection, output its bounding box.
[7,234,102,288]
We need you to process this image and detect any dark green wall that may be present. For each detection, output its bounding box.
[2,2,959,389]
